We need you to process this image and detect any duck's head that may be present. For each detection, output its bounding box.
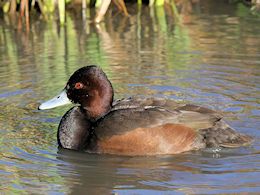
[39,65,114,119]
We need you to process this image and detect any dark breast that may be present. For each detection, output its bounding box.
[58,107,92,150]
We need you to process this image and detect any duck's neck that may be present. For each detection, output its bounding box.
[83,79,113,120]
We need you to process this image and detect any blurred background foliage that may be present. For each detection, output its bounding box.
[0,0,259,29]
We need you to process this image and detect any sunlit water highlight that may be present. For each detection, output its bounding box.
[0,1,260,194]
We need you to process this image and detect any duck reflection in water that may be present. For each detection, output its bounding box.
[56,149,202,194]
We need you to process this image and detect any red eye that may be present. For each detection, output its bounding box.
[75,82,84,89]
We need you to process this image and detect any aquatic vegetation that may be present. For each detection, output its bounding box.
[0,0,258,29]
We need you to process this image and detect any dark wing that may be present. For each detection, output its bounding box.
[112,96,223,130]
[97,96,252,148]
[112,96,184,110]
[95,106,179,139]
[113,96,221,118]
[95,105,220,140]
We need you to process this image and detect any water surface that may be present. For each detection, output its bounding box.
[0,1,260,194]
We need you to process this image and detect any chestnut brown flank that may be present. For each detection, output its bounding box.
[97,124,199,155]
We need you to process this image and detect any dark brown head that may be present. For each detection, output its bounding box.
[39,65,114,119]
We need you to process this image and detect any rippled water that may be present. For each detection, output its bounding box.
[0,0,260,194]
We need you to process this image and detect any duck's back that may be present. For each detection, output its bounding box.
[93,97,252,155]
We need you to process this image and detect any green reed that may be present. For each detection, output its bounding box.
[0,0,258,27]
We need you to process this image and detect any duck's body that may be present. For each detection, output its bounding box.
[39,66,252,156]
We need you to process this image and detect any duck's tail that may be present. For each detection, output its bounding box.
[201,120,253,148]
